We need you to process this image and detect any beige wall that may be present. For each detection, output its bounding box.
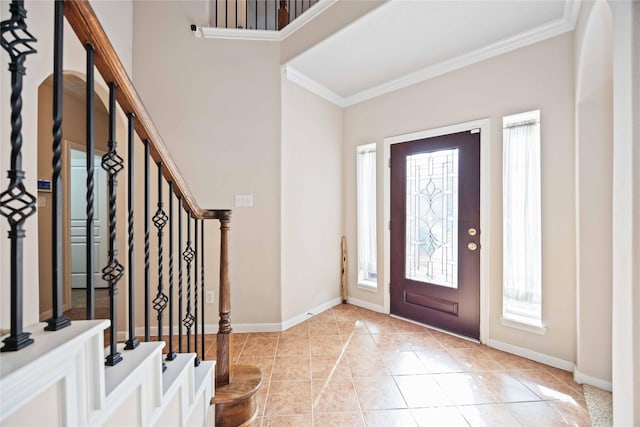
[343,34,576,362]
[281,74,343,322]
[91,0,133,77]
[132,0,283,324]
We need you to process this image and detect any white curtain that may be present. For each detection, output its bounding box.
[503,116,541,320]
[357,149,377,282]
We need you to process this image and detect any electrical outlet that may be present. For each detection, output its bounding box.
[206,291,214,304]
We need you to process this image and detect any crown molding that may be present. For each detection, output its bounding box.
[280,0,338,40]
[287,0,582,107]
[197,26,281,41]
[283,65,347,106]
[564,0,583,27]
[343,14,577,106]
[193,0,337,41]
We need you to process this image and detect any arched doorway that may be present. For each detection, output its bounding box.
[37,73,111,321]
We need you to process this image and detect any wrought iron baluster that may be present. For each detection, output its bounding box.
[144,139,151,341]
[85,42,95,320]
[153,162,168,372]
[102,82,124,367]
[166,182,176,361]
[0,0,37,352]
[45,0,70,332]
[178,196,183,352]
[200,219,205,361]
[183,214,195,352]
[194,219,200,366]
[124,113,139,350]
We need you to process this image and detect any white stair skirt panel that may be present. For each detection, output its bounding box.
[0,320,215,427]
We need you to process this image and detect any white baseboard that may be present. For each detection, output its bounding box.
[230,323,282,333]
[132,297,343,335]
[347,296,386,314]
[281,297,343,331]
[486,338,575,371]
[573,367,613,391]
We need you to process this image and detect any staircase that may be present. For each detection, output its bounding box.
[1,320,215,426]
[0,1,261,425]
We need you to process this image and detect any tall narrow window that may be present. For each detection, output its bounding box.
[502,110,542,326]
[357,144,377,288]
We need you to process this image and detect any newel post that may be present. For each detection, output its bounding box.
[216,210,232,387]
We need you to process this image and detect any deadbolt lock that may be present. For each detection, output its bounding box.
[468,242,478,251]
[468,228,477,236]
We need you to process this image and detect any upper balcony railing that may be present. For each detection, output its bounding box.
[208,0,320,31]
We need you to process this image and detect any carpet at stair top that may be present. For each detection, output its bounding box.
[583,384,613,427]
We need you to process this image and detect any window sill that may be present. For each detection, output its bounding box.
[501,316,547,335]
[357,282,378,292]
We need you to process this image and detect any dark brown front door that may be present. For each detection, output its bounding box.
[390,130,480,339]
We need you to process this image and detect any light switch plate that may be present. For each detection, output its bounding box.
[235,194,253,208]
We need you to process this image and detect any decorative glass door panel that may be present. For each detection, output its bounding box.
[405,149,459,288]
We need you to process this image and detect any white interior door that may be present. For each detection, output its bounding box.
[70,147,109,289]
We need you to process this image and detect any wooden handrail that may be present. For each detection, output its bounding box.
[64,0,220,220]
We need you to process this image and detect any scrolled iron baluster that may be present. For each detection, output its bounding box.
[102,82,124,367]
[194,219,200,366]
[144,140,151,341]
[85,41,95,320]
[153,162,168,372]
[124,112,139,350]
[183,215,195,352]
[0,0,37,352]
[178,196,183,352]
[44,0,70,332]
[200,219,205,361]
[166,181,176,361]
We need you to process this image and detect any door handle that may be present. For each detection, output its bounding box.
[467,242,478,251]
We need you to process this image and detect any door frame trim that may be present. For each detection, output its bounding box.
[383,118,491,343]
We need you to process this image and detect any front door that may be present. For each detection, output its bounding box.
[390,130,480,339]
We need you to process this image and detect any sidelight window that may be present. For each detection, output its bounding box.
[357,144,377,289]
[502,110,542,327]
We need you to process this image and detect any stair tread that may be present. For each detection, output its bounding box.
[194,360,215,397]
[213,364,262,404]
[162,353,195,396]
[1,320,109,382]
[105,342,163,397]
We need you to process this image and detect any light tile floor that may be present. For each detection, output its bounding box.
[202,304,591,427]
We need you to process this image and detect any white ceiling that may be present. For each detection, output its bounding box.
[286,0,581,106]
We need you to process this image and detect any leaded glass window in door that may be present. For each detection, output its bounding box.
[405,149,459,288]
